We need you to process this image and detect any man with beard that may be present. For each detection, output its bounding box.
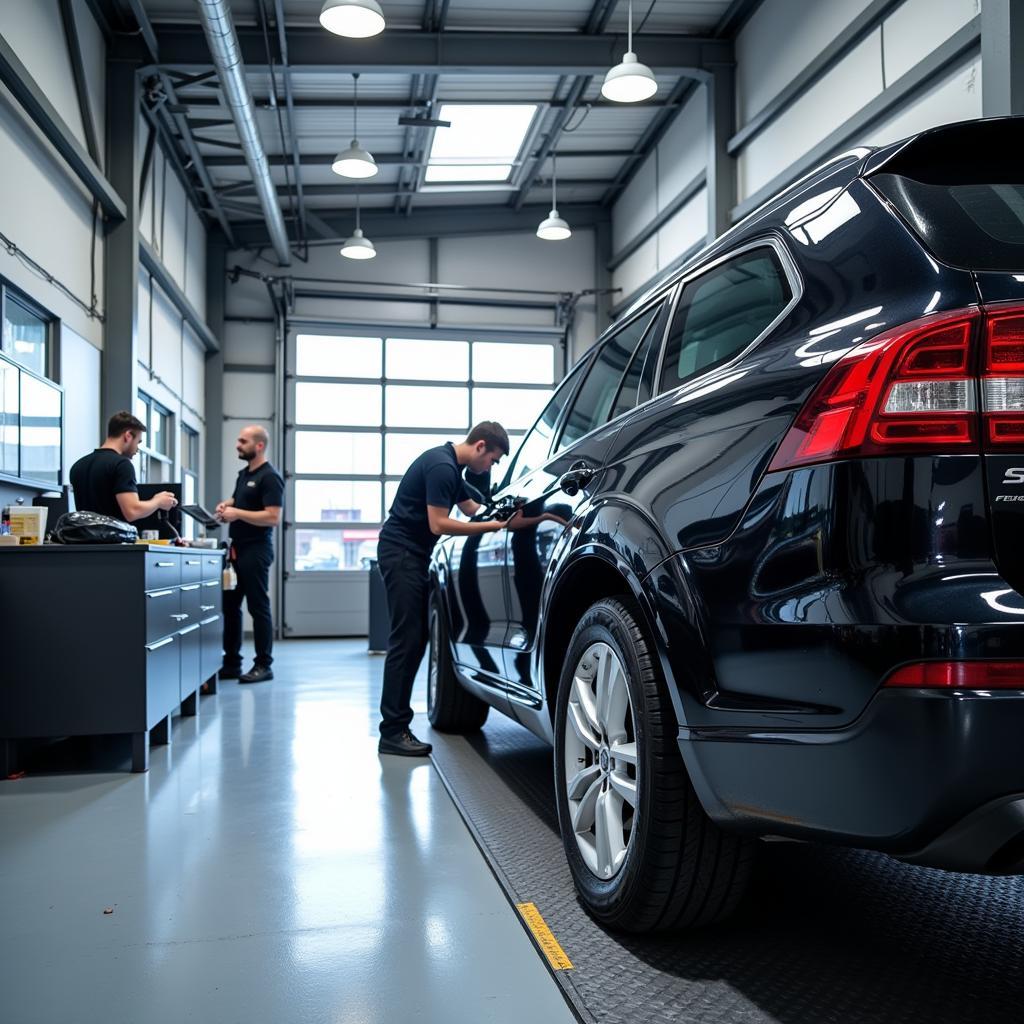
[216,425,284,684]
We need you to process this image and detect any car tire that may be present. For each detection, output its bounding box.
[427,595,489,733]
[553,596,754,932]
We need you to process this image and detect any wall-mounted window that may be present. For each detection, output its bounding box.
[1,284,51,380]
[0,352,63,487]
[134,391,173,484]
[181,425,199,540]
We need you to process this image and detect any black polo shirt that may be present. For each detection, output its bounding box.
[379,442,469,557]
[69,448,138,521]
[230,461,285,545]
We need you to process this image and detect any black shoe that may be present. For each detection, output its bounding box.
[218,666,242,680]
[239,665,274,684]
[378,730,433,757]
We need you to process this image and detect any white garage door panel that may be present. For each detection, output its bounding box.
[283,575,369,637]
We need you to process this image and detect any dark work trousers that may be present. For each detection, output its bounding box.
[377,539,431,737]
[222,539,275,669]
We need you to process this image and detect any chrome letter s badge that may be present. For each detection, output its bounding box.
[1003,468,1024,485]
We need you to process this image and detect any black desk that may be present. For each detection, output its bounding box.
[0,544,225,772]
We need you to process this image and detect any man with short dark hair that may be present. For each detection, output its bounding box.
[376,421,514,756]
[216,425,284,684]
[70,411,178,522]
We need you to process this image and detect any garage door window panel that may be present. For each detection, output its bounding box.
[296,382,382,427]
[386,338,469,381]
[472,387,552,432]
[295,480,382,524]
[386,385,469,429]
[295,430,382,475]
[474,342,554,384]
[296,335,381,378]
[658,250,791,394]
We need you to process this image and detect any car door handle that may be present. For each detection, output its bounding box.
[559,460,597,496]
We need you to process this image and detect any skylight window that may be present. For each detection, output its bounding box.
[424,104,538,184]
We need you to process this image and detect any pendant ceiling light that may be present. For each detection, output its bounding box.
[332,73,378,179]
[341,184,377,260]
[537,154,571,241]
[601,0,658,103]
[319,0,385,38]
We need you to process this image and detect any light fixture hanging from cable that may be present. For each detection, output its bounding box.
[319,0,385,38]
[537,153,571,241]
[601,0,658,103]
[341,182,377,260]
[332,73,378,179]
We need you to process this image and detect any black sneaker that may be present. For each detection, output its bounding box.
[239,665,274,684]
[218,666,242,680]
[378,730,432,757]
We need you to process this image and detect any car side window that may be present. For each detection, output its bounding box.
[658,248,791,394]
[556,304,661,452]
[608,300,668,420]
[501,358,589,487]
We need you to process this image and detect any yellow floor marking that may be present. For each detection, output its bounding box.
[516,902,574,971]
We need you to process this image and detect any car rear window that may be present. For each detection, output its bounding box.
[872,173,1024,272]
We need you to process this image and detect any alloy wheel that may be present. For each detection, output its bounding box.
[563,641,639,879]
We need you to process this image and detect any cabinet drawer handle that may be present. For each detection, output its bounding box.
[203,580,219,587]
[155,561,175,568]
[171,613,189,621]
[179,622,201,636]
[186,559,201,565]
[146,636,174,651]
[200,615,220,626]
[181,584,201,592]
[200,604,216,612]
[147,589,175,599]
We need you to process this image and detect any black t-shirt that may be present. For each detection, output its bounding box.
[230,461,285,545]
[69,448,138,521]
[379,442,469,557]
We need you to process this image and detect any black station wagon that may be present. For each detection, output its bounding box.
[427,118,1024,932]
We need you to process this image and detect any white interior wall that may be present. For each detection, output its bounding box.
[735,0,980,202]
[0,1,105,349]
[60,323,101,476]
[609,87,709,307]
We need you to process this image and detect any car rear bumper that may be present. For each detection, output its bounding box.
[681,688,1024,873]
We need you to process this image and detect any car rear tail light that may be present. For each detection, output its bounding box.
[769,310,980,471]
[982,311,1024,445]
[884,661,1024,689]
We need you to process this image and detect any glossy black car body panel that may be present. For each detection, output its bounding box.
[430,119,1024,873]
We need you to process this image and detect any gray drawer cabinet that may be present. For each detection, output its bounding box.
[0,545,225,773]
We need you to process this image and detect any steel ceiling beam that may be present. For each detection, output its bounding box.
[224,180,612,199]
[179,94,676,110]
[202,148,638,167]
[117,27,733,74]
[229,202,609,247]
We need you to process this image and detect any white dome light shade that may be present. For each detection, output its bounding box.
[601,52,658,103]
[319,0,385,38]
[537,210,571,241]
[332,140,378,178]
[340,228,377,260]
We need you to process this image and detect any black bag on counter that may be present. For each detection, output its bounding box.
[51,511,138,545]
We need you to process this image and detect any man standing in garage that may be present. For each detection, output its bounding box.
[377,422,513,757]
[216,425,284,684]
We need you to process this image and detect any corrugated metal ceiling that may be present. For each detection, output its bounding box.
[140,0,738,232]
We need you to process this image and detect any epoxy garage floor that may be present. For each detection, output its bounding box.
[0,640,575,1024]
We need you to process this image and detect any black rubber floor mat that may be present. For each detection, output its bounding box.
[431,715,1024,1024]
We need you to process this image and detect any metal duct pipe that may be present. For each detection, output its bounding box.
[195,0,291,265]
